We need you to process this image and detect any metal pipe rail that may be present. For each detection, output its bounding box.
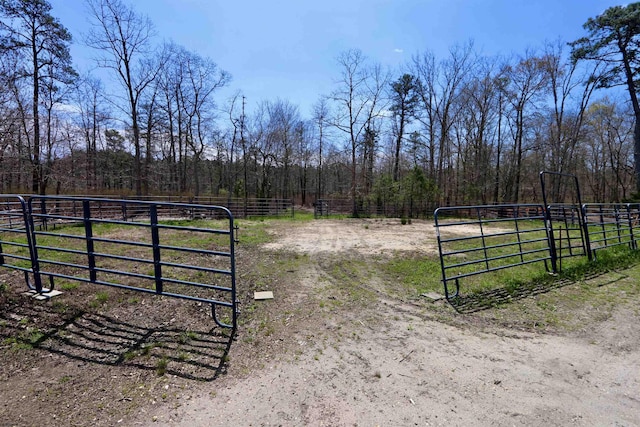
[545,203,589,262]
[434,204,551,299]
[582,203,640,255]
[14,195,238,329]
[0,196,40,290]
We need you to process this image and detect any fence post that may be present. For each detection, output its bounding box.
[25,197,44,292]
[83,200,97,283]
[627,204,637,250]
[150,204,163,294]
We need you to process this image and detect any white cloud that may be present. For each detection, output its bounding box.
[394,48,404,53]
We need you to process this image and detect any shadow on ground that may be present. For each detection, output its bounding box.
[0,299,234,381]
[448,270,627,314]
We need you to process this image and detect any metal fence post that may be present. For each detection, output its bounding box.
[149,204,163,294]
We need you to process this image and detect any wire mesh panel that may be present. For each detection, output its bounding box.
[434,204,551,299]
[28,196,238,329]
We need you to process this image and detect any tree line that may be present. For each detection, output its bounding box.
[1,0,639,216]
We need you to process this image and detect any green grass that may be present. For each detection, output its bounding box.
[382,256,443,295]
[234,220,272,245]
[156,357,168,376]
[59,282,79,291]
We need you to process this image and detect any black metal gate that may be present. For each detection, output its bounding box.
[539,171,592,270]
[434,171,602,300]
[0,196,38,289]
[0,195,238,329]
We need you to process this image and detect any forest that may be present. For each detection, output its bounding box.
[1,0,639,217]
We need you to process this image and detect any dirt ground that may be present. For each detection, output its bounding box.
[1,218,639,426]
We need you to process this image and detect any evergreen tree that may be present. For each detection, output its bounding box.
[0,0,76,194]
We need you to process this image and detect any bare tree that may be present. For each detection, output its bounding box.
[74,75,109,191]
[0,0,76,193]
[330,49,389,215]
[540,41,601,201]
[86,0,160,195]
[501,51,549,202]
[412,43,474,204]
[312,97,329,199]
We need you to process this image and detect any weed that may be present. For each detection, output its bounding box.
[60,282,79,291]
[140,342,161,357]
[52,301,69,314]
[156,357,168,376]
[95,291,109,305]
[123,351,137,361]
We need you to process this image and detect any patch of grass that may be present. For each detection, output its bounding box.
[123,350,137,361]
[140,342,162,357]
[60,282,79,291]
[93,291,109,306]
[3,328,45,350]
[178,331,198,344]
[444,246,640,332]
[382,256,443,295]
[234,221,272,245]
[156,357,168,376]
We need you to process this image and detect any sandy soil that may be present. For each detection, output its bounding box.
[262,218,441,255]
[146,219,640,426]
[166,310,639,426]
[1,218,639,426]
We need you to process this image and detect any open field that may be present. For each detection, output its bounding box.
[1,217,639,426]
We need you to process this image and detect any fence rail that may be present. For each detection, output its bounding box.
[434,204,551,299]
[14,195,293,220]
[583,203,640,253]
[0,195,238,329]
[0,196,37,282]
[435,200,640,300]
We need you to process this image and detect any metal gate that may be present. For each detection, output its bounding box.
[0,195,238,330]
[0,196,39,290]
[434,204,551,299]
[434,171,601,300]
[539,171,592,270]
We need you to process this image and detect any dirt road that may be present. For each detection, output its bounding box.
[148,219,640,426]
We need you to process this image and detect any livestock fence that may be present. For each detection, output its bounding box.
[434,172,640,299]
[8,195,293,220]
[0,195,238,330]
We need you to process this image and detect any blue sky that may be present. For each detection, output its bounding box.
[49,0,624,118]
